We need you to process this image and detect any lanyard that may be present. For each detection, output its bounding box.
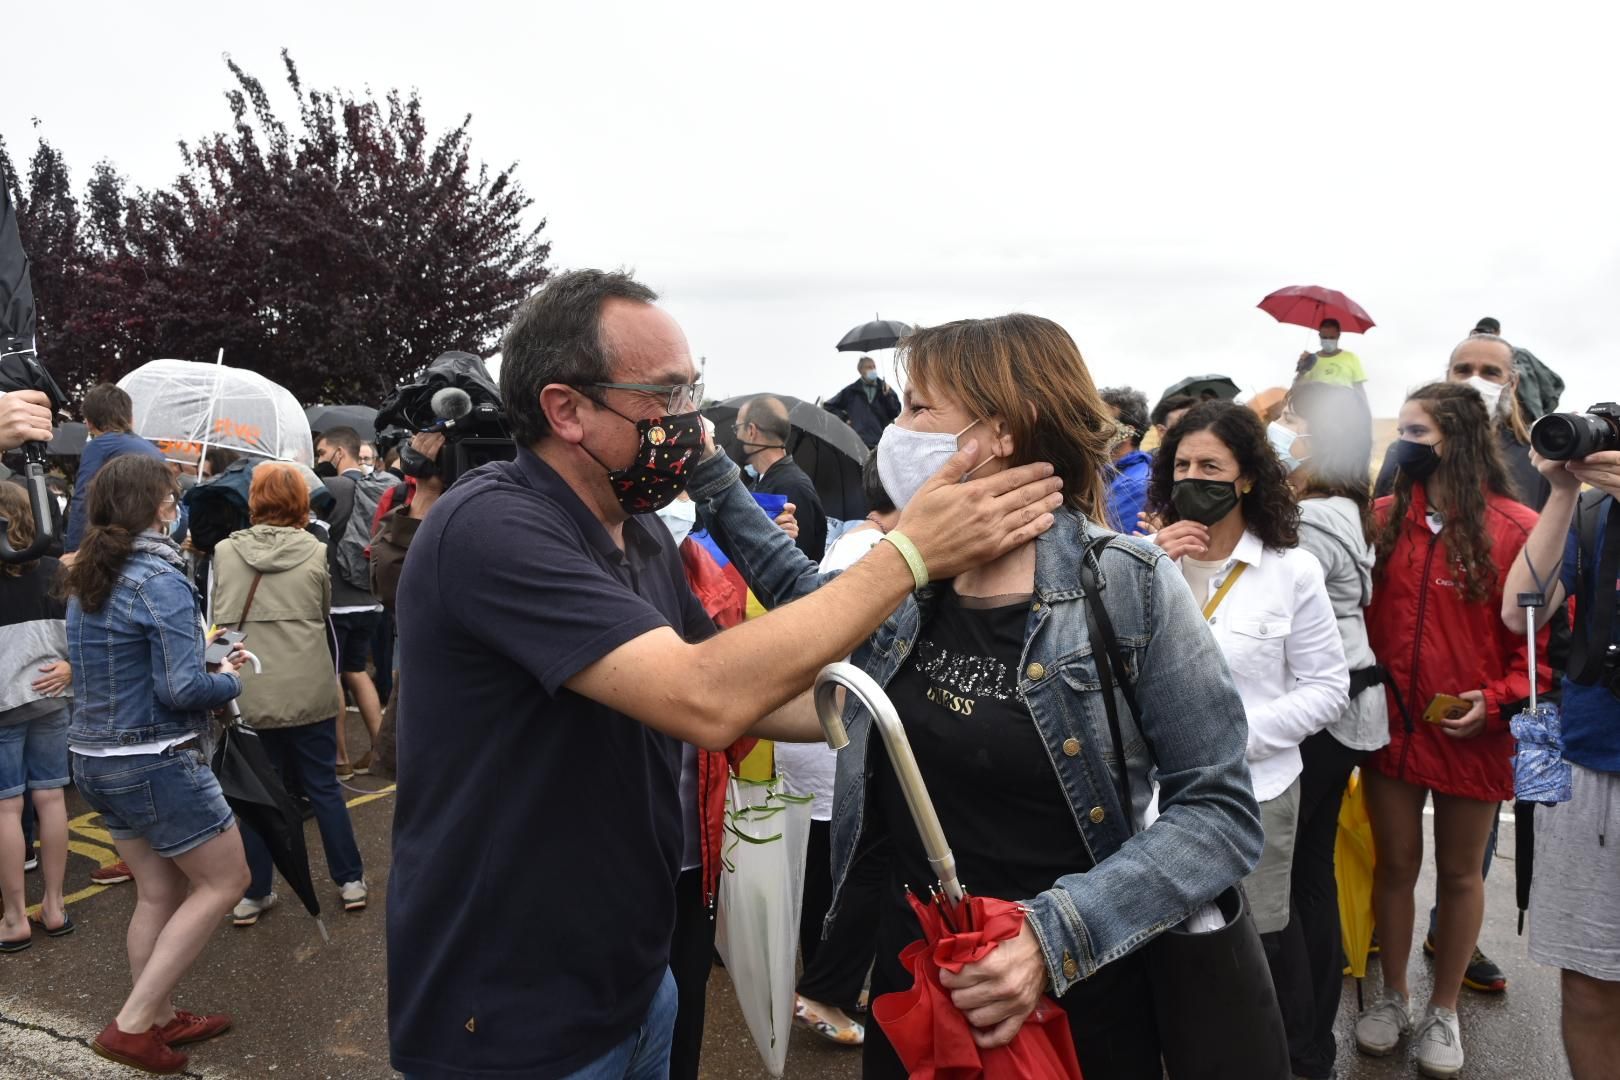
[1201,562,1248,621]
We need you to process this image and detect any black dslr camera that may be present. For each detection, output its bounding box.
[375,351,515,487]
[1531,402,1620,462]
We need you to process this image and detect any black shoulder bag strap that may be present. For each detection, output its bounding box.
[1080,535,1139,823]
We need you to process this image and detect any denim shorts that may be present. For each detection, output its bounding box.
[72,744,235,858]
[0,705,71,800]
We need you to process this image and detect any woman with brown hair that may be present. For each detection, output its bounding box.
[1356,382,1549,1077]
[64,454,249,1073]
[690,313,1264,1079]
[211,463,362,927]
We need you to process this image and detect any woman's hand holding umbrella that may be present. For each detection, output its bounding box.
[937,919,1050,1048]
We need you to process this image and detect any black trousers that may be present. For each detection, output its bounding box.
[669,867,716,1080]
[1288,730,1368,1079]
[797,819,883,1012]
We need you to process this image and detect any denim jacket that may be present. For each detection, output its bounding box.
[67,549,241,749]
[688,451,1263,995]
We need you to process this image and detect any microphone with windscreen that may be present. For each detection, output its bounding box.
[430,387,474,425]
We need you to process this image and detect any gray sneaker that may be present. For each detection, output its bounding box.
[1415,1005,1464,1078]
[231,892,277,927]
[1354,988,1411,1057]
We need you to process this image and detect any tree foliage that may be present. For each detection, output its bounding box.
[2,52,549,406]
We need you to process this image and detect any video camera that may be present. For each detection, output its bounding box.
[376,351,515,487]
[1530,402,1620,462]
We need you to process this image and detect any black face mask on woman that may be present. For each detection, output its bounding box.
[1171,478,1242,527]
[1393,439,1442,482]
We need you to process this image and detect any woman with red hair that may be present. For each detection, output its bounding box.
[211,463,365,926]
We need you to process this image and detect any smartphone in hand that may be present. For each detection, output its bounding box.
[1423,693,1472,725]
[205,630,247,666]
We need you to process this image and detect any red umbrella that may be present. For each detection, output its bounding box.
[872,890,1084,1080]
[1257,285,1375,334]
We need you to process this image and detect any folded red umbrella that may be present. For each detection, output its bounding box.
[872,892,1084,1080]
[1257,285,1375,334]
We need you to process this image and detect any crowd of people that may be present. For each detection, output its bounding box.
[0,282,1615,1080]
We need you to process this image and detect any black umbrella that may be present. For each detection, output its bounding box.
[1514,800,1534,934]
[703,394,870,520]
[47,421,87,457]
[836,318,912,353]
[306,404,380,441]
[0,163,66,563]
[212,721,323,925]
[1160,374,1242,403]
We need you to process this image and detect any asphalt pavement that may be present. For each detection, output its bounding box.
[0,732,1575,1079]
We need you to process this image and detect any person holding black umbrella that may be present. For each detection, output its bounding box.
[211,463,365,927]
[739,395,828,561]
[61,453,250,1075]
[0,389,53,450]
[824,356,901,449]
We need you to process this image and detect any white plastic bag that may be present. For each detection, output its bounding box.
[714,776,812,1078]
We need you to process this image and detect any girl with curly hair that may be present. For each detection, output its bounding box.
[1149,399,1349,1048]
[1355,382,1550,1075]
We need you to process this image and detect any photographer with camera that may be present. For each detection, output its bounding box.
[1501,406,1620,1080]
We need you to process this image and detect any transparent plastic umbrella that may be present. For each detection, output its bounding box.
[118,358,313,472]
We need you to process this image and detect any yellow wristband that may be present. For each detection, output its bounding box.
[880,530,929,591]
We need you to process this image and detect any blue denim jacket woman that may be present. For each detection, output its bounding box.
[688,317,1262,1033]
[59,453,248,1072]
[68,545,241,749]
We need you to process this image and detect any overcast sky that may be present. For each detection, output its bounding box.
[8,0,1617,419]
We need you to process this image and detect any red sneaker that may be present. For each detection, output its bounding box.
[158,1009,233,1046]
[91,1022,189,1074]
[91,861,134,886]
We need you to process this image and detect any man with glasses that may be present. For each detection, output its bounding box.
[386,269,1064,1080]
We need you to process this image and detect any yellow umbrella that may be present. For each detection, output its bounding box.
[1336,769,1377,999]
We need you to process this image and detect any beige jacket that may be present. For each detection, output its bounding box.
[211,525,343,729]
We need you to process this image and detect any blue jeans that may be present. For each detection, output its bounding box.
[241,720,364,896]
[73,743,234,858]
[401,967,676,1080]
[0,705,70,799]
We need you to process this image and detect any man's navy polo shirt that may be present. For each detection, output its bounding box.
[1560,493,1620,773]
[388,446,714,1079]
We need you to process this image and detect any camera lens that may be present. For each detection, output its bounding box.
[1532,413,1603,461]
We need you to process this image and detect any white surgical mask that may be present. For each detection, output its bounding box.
[1267,421,1308,473]
[1319,337,1339,355]
[655,497,697,546]
[1465,375,1506,416]
[875,419,984,509]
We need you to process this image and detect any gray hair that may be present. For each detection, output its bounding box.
[499,269,659,446]
[1450,333,1515,368]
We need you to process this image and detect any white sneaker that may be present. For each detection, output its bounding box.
[1354,988,1411,1057]
[340,879,368,912]
[231,892,278,927]
[1415,1005,1465,1078]
[23,855,38,872]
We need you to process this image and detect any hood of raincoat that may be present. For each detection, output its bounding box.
[229,524,326,574]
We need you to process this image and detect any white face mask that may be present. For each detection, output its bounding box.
[655,498,698,546]
[875,419,983,509]
[1465,375,1506,416]
[1319,337,1339,355]
[1267,421,1308,473]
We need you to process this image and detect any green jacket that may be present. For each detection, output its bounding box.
[211,525,343,729]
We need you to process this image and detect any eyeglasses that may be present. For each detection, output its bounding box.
[581,381,705,414]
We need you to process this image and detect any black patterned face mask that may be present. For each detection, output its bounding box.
[588,407,705,515]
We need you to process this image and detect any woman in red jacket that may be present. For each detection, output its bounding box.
[1356,382,1548,1077]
